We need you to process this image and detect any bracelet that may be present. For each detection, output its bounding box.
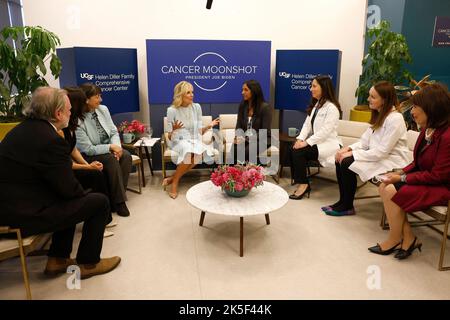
[400,174,407,183]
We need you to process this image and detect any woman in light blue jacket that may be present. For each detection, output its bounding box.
[76,83,132,217]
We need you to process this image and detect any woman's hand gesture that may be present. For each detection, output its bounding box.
[335,146,351,163]
[209,117,220,129]
[380,172,402,185]
[172,120,184,131]
[293,140,308,150]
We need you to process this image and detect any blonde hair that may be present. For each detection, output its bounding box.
[172,81,193,107]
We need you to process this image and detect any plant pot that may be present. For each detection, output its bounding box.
[353,104,370,111]
[0,122,20,141]
[225,188,251,198]
[350,106,371,123]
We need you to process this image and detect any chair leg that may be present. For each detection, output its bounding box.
[15,229,32,300]
[438,204,450,271]
[137,163,142,194]
[138,148,146,187]
[380,208,389,230]
[271,174,280,184]
[161,151,166,179]
[127,161,143,194]
[144,146,153,176]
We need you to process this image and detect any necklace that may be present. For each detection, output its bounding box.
[425,128,435,144]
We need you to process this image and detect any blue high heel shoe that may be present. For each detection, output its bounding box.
[324,208,355,216]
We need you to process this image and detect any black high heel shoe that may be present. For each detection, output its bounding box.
[289,185,311,200]
[395,237,422,260]
[368,242,401,255]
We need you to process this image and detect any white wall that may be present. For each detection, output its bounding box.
[22,0,367,121]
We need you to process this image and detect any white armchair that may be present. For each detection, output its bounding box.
[161,115,220,178]
[218,114,279,173]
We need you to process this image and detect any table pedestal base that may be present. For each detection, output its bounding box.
[199,211,270,257]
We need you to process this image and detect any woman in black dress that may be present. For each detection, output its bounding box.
[230,80,272,165]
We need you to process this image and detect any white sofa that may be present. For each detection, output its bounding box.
[310,119,369,180]
[315,120,419,180]
[337,119,371,147]
[219,114,279,170]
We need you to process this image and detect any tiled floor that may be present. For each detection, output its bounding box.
[1,168,449,300]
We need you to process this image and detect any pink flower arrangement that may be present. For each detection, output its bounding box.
[210,163,265,192]
[117,120,146,134]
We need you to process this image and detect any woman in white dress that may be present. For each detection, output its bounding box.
[163,81,219,199]
[323,81,410,216]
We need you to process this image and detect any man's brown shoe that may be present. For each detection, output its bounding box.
[44,257,77,276]
[79,256,121,279]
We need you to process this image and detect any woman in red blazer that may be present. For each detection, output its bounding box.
[368,83,450,260]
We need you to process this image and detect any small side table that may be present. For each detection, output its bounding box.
[122,137,160,187]
[277,132,296,184]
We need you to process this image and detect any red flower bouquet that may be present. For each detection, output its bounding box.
[117,120,146,134]
[210,164,265,195]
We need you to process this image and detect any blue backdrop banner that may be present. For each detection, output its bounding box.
[432,16,450,47]
[275,50,341,111]
[146,40,271,104]
[57,47,140,114]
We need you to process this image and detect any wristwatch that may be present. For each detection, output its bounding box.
[400,174,407,183]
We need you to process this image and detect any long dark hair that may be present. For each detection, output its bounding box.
[64,86,88,131]
[411,83,450,129]
[238,80,265,119]
[306,75,342,117]
[370,81,399,130]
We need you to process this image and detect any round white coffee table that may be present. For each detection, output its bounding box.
[186,181,289,256]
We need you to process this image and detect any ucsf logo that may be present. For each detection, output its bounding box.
[278,72,291,79]
[80,73,94,80]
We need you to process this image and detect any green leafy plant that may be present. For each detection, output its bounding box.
[356,20,413,104]
[0,26,62,122]
[396,74,436,131]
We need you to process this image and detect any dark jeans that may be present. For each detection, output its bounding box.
[47,193,110,264]
[290,145,319,184]
[83,150,132,211]
[335,156,357,210]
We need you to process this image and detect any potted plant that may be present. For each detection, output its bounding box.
[396,74,435,131]
[0,26,62,139]
[210,163,265,197]
[117,120,147,143]
[353,20,413,118]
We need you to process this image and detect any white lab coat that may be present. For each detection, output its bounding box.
[297,101,341,167]
[349,110,410,182]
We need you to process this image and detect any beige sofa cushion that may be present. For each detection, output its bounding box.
[219,114,237,130]
[337,120,370,147]
[219,113,278,158]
